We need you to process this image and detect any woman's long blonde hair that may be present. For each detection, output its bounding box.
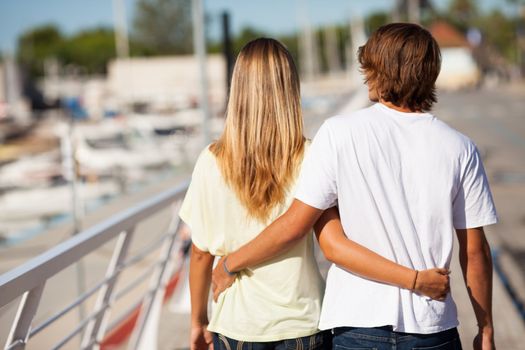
[210,38,305,223]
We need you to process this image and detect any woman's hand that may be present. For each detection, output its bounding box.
[190,324,214,350]
[413,268,450,300]
[211,256,236,302]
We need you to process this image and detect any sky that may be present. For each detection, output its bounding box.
[0,0,517,54]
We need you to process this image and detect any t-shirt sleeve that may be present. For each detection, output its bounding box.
[452,143,498,229]
[294,121,338,209]
[179,149,213,252]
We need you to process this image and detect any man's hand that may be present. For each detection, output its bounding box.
[413,268,450,301]
[190,324,214,350]
[473,326,495,350]
[211,256,236,302]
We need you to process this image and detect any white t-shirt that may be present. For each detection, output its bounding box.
[295,103,498,334]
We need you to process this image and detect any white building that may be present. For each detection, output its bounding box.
[107,54,227,112]
[430,22,480,90]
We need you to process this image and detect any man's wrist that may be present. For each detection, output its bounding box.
[478,324,494,334]
[410,270,419,291]
[225,252,242,272]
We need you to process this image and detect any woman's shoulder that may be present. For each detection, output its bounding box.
[194,143,218,165]
[190,144,221,180]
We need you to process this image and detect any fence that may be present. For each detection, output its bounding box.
[0,181,190,350]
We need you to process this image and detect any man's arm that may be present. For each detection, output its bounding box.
[456,227,495,350]
[189,244,215,350]
[212,200,450,301]
[211,199,323,299]
[315,207,450,300]
[224,199,323,270]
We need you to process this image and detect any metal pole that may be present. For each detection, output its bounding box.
[298,0,317,80]
[516,2,525,79]
[391,0,401,22]
[112,0,130,58]
[63,117,87,325]
[129,218,182,350]
[81,229,136,348]
[222,11,234,99]
[192,0,211,145]
[5,283,45,350]
[325,26,341,74]
[408,0,420,24]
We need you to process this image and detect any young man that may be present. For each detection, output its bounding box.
[212,23,497,350]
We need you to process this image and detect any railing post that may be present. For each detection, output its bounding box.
[128,215,182,350]
[81,228,136,349]
[4,283,45,350]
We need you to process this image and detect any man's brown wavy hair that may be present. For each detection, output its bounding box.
[358,23,441,112]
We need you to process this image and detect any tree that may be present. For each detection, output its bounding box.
[17,24,64,77]
[474,10,520,63]
[232,27,267,54]
[61,28,116,74]
[447,0,479,30]
[277,33,300,66]
[133,0,193,55]
[366,12,389,34]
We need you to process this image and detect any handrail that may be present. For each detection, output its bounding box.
[0,181,189,308]
[0,180,190,350]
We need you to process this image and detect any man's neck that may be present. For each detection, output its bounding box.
[380,99,420,113]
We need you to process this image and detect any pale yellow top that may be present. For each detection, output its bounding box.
[179,144,324,342]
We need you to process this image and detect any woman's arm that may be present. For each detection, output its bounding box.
[315,207,450,300]
[189,244,215,350]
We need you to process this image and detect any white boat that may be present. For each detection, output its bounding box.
[0,181,119,221]
[0,151,62,189]
[51,119,184,177]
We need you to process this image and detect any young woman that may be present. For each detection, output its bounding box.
[179,38,449,350]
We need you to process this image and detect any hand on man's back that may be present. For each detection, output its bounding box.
[211,256,236,302]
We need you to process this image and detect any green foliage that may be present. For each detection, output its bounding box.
[210,24,352,75]
[17,24,64,76]
[206,27,300,71]
[442,0,479,32]
[365,12,389,35]
[133,0,193,55]
[206,41,222,54]
[61,28,116,74]
[474,10,520,63]
[277,33,300,66]
[448,0,478,20]
[232,27,268,54]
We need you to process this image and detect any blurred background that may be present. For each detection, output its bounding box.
[0,0,524,349]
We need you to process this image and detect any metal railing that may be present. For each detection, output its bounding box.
[0,181,190,350]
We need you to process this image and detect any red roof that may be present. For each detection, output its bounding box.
[428,22,469,48]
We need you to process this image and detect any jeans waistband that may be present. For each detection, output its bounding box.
[334,326,459,338]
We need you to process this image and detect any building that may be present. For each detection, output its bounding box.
[107,54,226,113]
[430,21,480,90]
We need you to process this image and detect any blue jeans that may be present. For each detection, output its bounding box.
[213,331,332,350]
[333,326,462,350]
